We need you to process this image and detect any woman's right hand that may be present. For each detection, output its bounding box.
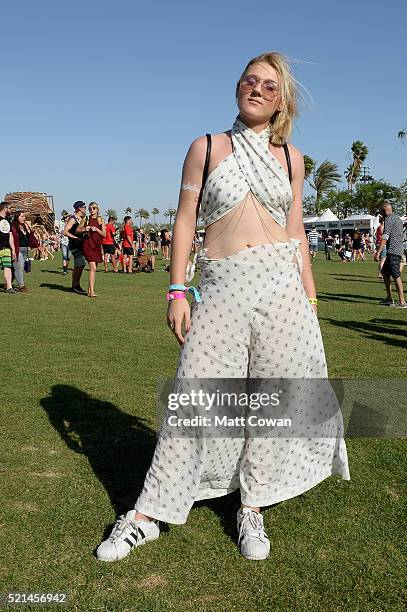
[167,299,191,345]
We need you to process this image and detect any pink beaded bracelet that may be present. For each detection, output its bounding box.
[166,291,186,301]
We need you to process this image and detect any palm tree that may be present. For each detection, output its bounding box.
[60,209,69,219]
[310,161,341,215]
[397,128,406,142]
[164,207,177,228]
[135,208,150,228]
[125,206,132,215]
[345,140,369,192]
[152,207,160,225]
[303,155,315,181]
[105,208,118,220]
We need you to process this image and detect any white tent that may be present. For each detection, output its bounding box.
[340,213,379,234]
[317,208,339,221]
[303,210,379,238]
[304,209,341,232]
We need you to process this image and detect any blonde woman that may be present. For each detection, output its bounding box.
[97,52,350,562]
[82,202,106,297]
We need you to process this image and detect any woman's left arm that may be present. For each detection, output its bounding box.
[285,145,317,301]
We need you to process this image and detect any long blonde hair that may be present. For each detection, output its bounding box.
[236,52,299,145]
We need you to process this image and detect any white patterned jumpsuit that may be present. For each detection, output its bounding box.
[134,119,350,524]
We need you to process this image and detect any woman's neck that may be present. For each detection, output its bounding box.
[238,113,269,134]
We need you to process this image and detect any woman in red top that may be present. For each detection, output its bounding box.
[103,216,118,273]
[121,216,134,273]
[82,202,106,297]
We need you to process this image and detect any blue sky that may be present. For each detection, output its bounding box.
[1,0,406,220]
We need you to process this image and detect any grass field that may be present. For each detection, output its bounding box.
[2,252,406,611]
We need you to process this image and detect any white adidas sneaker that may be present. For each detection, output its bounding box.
[96,511,160,562]
[237,508,270,561]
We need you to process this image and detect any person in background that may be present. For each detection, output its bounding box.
[352,231,364,261]
[139,227,146,250]
[114,239,121,263]
[134,251,155,272]
[324,232,333,260]
[11,210,39,292]
[308,225,319,258]
[364,233,373,255]
[149,228,158,255]
[160,228,171,260]
[82,202,106,298]
[400,221,407,275]
[60,215,71,275]
[41,227,54,260]
[360,233,366,258]
[63,201,90,294]
[0,202,17,294]
[374,216,386,279]
[103,216,118,273]
[344,234,352,256]
[121,216,134,273]
[164,228,171,260]
[31,225,43,260]
[374,202,406,307]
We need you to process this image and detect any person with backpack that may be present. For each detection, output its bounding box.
[63,201,90,294]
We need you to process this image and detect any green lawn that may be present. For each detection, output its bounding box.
[2,253,406,611]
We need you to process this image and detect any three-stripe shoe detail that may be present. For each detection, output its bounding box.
[96,512,160,562]
[124,526,146,548]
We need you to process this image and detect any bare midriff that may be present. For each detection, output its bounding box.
[203,191,290,259]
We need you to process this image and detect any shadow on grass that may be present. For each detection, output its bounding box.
[40,384,242,542]
[320,272,378,279]
[195,491,242,542]
[318,292,382,304]
[40,384,360,547]
[331,277,383,284]
[40,385,157,515]
[320,317,406,349]
[39,283,75,292]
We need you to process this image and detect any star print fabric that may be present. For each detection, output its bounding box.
[134,242,350,524]
[200,118,293,228]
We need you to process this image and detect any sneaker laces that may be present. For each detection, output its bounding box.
[240,511,267,542]
[109,515,139,543]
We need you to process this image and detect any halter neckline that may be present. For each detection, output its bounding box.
[235,118,271,145]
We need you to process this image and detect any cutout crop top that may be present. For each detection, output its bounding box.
[200,118,293,229]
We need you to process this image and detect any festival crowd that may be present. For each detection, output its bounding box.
[1,200,406,306]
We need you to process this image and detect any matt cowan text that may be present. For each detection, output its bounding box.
[167,416,292,427]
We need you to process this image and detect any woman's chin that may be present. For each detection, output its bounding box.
[239,106,269,123]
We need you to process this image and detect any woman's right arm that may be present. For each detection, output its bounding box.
[167,136,208,344]
[170,136,208,286]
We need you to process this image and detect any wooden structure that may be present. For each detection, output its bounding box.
[3,192,55,229]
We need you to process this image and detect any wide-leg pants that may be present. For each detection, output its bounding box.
[135,240,350,524]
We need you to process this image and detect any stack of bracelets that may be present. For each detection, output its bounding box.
[166,284,317,307]
[166,284,201,303]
